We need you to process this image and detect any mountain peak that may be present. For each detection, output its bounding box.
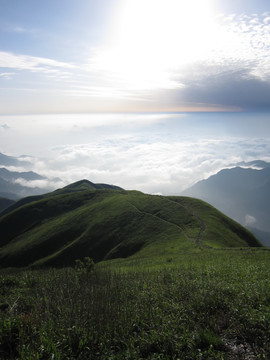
[60,179,123,192]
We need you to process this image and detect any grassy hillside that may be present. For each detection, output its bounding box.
[0,181,260,268]
[0,179,122,216]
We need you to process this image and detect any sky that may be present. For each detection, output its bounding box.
[1,0,270,113]
[0,0,270,194]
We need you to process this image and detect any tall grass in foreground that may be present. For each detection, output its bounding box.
[0,250,270,359]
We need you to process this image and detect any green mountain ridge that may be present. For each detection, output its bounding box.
[0,180,260,268]
[0,179,123,216]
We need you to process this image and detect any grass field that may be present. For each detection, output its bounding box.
[1,248,270,359]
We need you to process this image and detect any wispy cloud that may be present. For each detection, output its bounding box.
[0,72,15,80]
[13,177,63,190]
[0,124,10,131]
[12,26,37,34]
[0,51,76,78]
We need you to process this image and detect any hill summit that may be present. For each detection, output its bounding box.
[0,180,260,268]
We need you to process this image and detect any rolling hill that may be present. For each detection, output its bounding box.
[0,180,260,268]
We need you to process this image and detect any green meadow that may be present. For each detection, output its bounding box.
[1,249,270,359]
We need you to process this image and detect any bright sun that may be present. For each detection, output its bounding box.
[94,0,219,91]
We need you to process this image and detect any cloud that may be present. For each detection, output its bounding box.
[0,5,270,113]
[13,177,64,190]
[12,26,36,34]
[1,112,270,195]
[0,72,15,80]
[176,66,270,110]
[30,135,270,195]
[245,214,257,226]
[154,11,270,110]
[0,51,76,78]
[1,9,270,112]
[2,112,270,195]
[68,10,270,111]
[0,124,10,131]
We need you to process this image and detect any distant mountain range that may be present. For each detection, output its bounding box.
[182,160,270,246]
[0,152,32,167]
[0,179,259,268]
[0,167,53,200]
[0,152,61,203]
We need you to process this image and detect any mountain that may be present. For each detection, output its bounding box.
[0,152,63,199]
[0,180,260,268]
[0,179,123,217]
[0,168,50,199]
[0,152,31,167]
[0,164,63,200]
[182,162,270,244]
[0,167,45,182]
[54,179,123,193]
[247,227,270,247]
[0,197,15,213]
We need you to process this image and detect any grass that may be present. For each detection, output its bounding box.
[1,248,270,359]
[0,189,260,268]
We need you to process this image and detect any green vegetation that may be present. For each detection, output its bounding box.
[1,249,270,359]
[0,179,122,217]
[0,181,267,358]
[0,182,260,268]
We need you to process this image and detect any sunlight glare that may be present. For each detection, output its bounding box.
[95,0,219,91]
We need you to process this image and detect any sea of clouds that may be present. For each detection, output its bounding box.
[1,112,270,195]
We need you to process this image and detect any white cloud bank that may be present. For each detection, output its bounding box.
[1,113,270,195]
[43,136,270,195]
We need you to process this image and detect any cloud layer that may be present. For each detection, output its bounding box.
[45,137,270,195]
[1,113,270,195]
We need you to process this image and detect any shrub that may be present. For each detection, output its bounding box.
[74,257,95,275]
